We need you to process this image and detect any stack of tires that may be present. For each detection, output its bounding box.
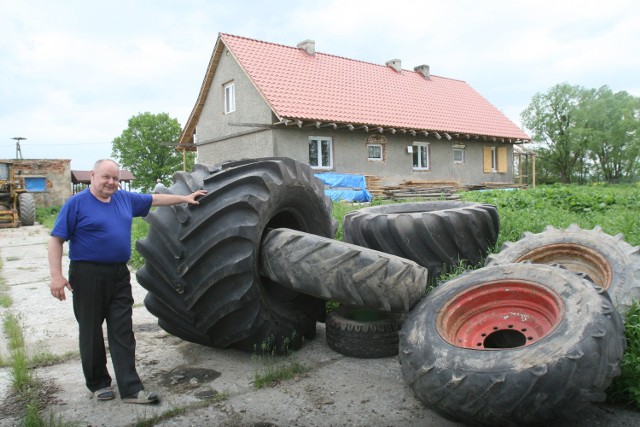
[394,223,636,426]
[341,202,634,425]
[136,157,633,425]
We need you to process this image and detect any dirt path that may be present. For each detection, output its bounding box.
[1,225,639,426]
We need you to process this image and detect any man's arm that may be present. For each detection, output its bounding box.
[48,236,72,301]
[151,190,207,207]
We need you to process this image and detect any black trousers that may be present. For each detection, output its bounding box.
[69,261,143,397]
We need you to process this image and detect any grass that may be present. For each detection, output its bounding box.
[608,302,640,407]
[3,312,45,424]
[252,334,307,389]
[459,183,640,248]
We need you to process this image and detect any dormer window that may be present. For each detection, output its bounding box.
[224,81,236,114]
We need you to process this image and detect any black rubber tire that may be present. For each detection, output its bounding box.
[486,224,640,317]
[343,201,499,282]
[325,306,405,358]
[136,158,335,353]
[259,228,428,312]
[399,263,625,426]
[18,193,36,226]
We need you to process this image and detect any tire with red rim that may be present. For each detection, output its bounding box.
[399,263,625,426]
[486,224,640,316]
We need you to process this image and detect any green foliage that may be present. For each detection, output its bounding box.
[130,216,149,269]
[460,184,640,248]
[522,83,640,184]
[111,112,196,192]
[36,206,60,229]
[608,302,640,407]
[331,201,361,240]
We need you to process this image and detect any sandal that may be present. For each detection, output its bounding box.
[94,387,115,401]
[123,390,159,404]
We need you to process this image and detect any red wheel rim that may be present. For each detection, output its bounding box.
[437,280,564,350]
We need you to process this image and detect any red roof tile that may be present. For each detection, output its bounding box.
[220,33,530,141]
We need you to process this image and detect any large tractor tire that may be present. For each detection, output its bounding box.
[399,263,625,426]
[259,228,428,312]
[18,193,36,226]
[343,201,499,282]
[486,224,640,316]
[136,158,335,352]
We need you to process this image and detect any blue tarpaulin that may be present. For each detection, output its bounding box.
[315,173,372,202]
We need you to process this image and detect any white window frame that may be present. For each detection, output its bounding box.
[309,136,333,169]
[224,81,235,114]
[412,142,430,170]
[453,147,465,163]
[367,144,383,161]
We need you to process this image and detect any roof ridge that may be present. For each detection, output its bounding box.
[219,32,460,82]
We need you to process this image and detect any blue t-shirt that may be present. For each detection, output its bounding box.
[51,189,153,263]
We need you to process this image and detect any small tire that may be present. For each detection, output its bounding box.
[343,201,499,282]
[18,193,36,226]
[486,224,640,316]
[399,263,625,426]
[326,306,405,358]
[259,228,428,312]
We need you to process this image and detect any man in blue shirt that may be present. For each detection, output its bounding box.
[48,159,206,404]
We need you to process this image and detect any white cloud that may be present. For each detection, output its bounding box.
[1,0,639,168]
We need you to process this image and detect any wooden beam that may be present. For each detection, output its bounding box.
[444,133,452,140]
[434,132,441,140]
[321,122,338,129]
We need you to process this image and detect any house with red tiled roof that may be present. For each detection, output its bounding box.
[178,33,530,186]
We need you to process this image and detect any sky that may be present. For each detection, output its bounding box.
[1,0,639,171]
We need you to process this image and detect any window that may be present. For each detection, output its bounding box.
[367,144,383,161]
[453,148,465,163]
[224,81,235,114]
[24,177,46,192]
[412,142,430,170]
[309,136,333,169]
[483,146,508,173]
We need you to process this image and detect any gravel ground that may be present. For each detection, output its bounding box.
[1,224,640,426]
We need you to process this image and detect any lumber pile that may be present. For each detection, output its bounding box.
[364,176,462,201]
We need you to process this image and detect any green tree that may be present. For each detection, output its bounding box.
[112,112,195,192]
[578,87,640,183]
[521,83,591,184]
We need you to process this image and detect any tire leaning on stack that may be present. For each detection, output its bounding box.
[136,158,335,353]
[399,263,625,426]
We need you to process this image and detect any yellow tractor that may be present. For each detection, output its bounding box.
[0,161,36,228]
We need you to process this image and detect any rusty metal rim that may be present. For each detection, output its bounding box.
[436,280,564,350]
[515,243,612,289]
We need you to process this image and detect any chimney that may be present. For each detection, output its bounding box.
[414,64,431,80]
[385,58,402,73]
[297,39,315,56]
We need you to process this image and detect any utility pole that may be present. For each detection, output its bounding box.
[11,137,26,159]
